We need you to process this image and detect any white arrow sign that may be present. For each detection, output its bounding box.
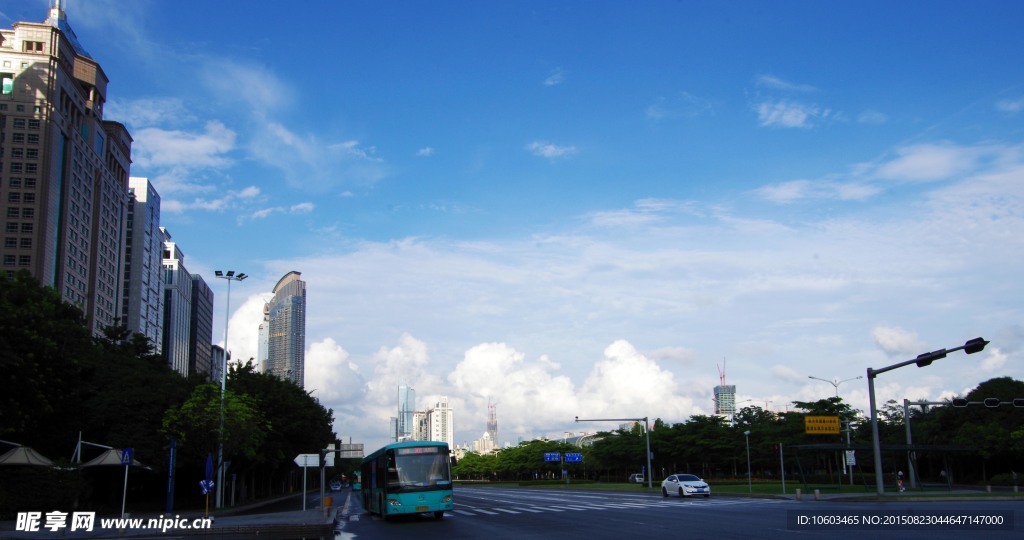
[293,452,335,467]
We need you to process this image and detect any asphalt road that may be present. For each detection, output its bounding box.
[335,486,1022,540]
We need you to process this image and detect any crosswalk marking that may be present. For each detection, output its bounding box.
[446,495,788,520]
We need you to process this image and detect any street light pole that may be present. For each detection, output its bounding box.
[808,374,862,486]
[214,270,247,509]
[743,430,752,493]
[867,337,988,496]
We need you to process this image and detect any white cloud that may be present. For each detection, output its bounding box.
[526,141,578,159]
[858,110,889,125]
[980,348,1007,372]
[106,97,197,129]
[543,68,566,87]
[872,326,926,357]
[646,92,715,121]
[755,99,825,128]
[873,143,983,182]
[305,338,364,403]
[416,147,435,157]
[756,74,816,92]
[131,121,236,171]
[995,97,1024,115]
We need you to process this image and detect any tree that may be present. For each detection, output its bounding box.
[161,383,268,465]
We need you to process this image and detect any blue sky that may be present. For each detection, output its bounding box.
[5,0,1024,451]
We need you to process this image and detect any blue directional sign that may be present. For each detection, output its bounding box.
[120,448,134,466]
[565,453,583,463]
[543,452,561,462]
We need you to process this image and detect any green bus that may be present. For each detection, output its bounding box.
[360,441,454,520]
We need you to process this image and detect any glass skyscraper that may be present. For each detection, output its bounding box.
[266,271,306,387]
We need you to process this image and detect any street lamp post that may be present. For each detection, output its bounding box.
[867,337,988,496]
[743,430,752,493]
[808,374,862,485]
[213,270,247,509]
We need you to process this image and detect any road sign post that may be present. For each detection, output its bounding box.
[120,448,134,519]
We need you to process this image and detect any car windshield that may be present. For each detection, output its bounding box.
[677,474,700,481]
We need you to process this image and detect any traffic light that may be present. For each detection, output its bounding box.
[963,338,989,354]
[336,440,342,462]
[983,398,1001,408]
[1013,398,1024,408]
[951,398,969,407]
[915,349,946,367]
[319,450,327,468]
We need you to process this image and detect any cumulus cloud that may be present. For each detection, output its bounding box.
[416,147,435,157]
[305,338,364,402]
[980,348,1007,372]
[526,141,577,159]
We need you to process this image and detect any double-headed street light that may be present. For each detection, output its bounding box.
[213,270,247,509]
[808,375,863,398]
[867,337,988,496]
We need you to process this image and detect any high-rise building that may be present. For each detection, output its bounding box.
[266,271,305,387]
[189,274,214,378]
[398,384,415,440]
[161,227,192,377]
[714,384,736,417]
[122,177,163,353]
[427,397,454,448]
[0,1,133,336]
[486,401,498,445]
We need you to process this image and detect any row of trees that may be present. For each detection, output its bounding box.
[454,378,1024,486]
[0,272,337,517]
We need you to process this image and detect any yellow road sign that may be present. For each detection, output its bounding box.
[805,415,840,434]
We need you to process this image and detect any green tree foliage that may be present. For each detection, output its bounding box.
[0,274,336,512]
[161,383,269,463]
[0,271,94,448]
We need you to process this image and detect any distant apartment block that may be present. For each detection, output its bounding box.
[189,274,214,378]
[122,177,163,353]
[161,227,192,376]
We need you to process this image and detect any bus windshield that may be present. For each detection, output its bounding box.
[386,446,451,491]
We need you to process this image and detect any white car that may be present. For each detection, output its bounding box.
[661,474,711,498]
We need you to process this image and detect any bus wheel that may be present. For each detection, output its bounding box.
[434,511,444,519]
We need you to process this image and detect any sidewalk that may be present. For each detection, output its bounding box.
[0,492,346,539]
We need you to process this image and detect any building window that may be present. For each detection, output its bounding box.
[12,133,24,143]
[23,41,44,53]
[4,238,15,249]
[12,118,25,129]
[8,178,20,188]
[26,134,38,144]
[18,255,30,266]
[1,74,11,95]
[9,163,21,173]
[19,238,31,249]
[27,119,40,130]
[4,223,16,234]
[23,178,35,189]
[3,255,15,266]
[10,148,23,158]
[7,193,20,204]
[21,208,33,218]
[5,208,17,218]
[25,149,37,159]
[23,193,34,204]
[24,163,36,174]
[20,223,31,233]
